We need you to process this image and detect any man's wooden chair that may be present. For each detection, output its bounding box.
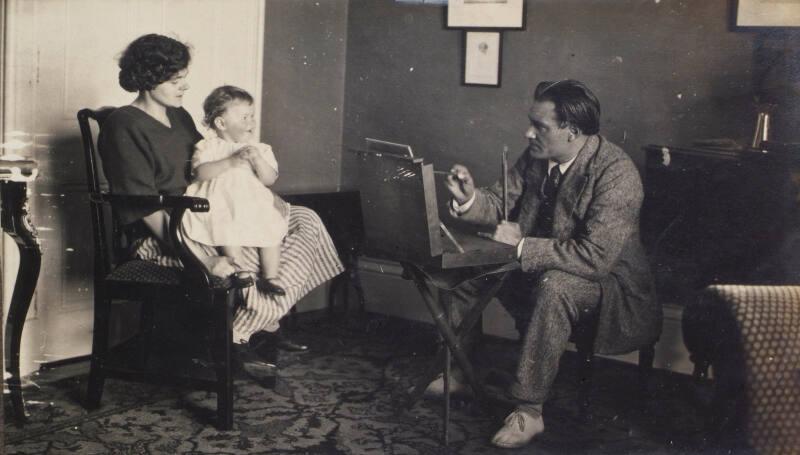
[572,315,656,420]
[77,107,241,430]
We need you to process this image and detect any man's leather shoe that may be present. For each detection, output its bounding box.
[423,374,473,398]
[490,410,544,449]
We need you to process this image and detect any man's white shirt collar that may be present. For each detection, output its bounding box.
[547,155,577,175]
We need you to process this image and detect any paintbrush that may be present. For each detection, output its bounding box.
[502,145,508,221]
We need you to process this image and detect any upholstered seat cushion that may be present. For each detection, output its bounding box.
[107,259,231,289]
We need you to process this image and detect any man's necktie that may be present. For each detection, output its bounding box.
[534,165,562,238]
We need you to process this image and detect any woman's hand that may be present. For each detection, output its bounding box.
[236,145,259,161]
[231,146,257,168]
[445,164,475,205]
[273,194,290,219]
[201,255,239,278]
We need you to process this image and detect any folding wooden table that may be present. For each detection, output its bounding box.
[355,149,517,445]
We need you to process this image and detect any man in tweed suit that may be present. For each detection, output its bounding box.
[435,80,661,448]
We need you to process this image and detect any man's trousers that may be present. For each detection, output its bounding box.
[448,269,602,416]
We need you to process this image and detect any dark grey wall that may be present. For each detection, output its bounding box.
[262,0,349,194]
[342,0,758,188]
[756,31,800,144]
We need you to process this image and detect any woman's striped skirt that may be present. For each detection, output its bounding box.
[133,205,343,343]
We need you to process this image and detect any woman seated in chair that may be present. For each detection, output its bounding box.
[97,33,343,367]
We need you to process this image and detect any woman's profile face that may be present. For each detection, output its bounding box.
[149,68,190,108]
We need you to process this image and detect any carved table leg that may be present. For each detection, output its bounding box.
[1,181,42,426]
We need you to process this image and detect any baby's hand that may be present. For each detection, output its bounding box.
[230,147,254,168]
[235,145,259,162]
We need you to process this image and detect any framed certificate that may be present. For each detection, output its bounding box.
[734,0,800,28]
[447,0,525,29]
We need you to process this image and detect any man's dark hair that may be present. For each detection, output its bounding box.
[118,34,191,92]
[203,85,254,127]
[533,80,601,135]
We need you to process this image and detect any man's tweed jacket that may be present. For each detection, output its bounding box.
[455,135,661,354]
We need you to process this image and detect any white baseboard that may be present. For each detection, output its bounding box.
[357,258,694,375]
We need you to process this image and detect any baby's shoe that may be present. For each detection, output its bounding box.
[256,278,286,296]
[230,271,255,289]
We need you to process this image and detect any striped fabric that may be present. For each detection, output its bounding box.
[132,205,344,343]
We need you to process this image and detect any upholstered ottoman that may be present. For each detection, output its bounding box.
[683,285,800,454]
[682,285,800,454]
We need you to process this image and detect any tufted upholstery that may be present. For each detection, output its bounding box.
[107,260,182,285]
[107,259,232,289]
[684,285,800,454]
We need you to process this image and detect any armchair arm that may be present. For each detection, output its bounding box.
[89,193,209,212]
[90,192,219,294]
[168,205,218,296]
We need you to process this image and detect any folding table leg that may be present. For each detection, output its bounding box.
[406,274,507,408]
[406,268,485,403]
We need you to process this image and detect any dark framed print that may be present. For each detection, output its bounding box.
[447,0,525,29]
[463,31,502,87]
[734,0,800,29]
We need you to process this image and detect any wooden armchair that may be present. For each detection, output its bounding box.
[77,107,241,430]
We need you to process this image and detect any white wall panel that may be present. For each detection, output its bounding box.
[3,0,265,376]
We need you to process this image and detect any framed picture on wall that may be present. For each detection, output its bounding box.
[734,0,800,28]
[447,0,525,29]
[463,31,502,87]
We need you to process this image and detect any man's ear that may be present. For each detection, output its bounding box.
[213,116,225,130]
[568,125,579,141]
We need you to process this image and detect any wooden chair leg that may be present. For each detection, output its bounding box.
[326,274,344,317]
[288,305,298,329]
[213,291,235,431]
[86,294,110,410]
[576,343,594,421]
[326,264,367,317]
[215,348,234,431]
[638,343,656,398]
[690,354,711,383]
[342,275,351,314]
[351,264,366,313]
[139,299,156,366]
[215,341,234,431]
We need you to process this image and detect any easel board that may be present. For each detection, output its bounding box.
[355,150,442,263]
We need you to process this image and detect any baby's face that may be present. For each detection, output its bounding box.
[220,100,255,143]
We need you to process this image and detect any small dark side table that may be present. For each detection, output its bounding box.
[283,190,365,315]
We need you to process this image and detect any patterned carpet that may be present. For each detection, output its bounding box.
[4,314,738,454]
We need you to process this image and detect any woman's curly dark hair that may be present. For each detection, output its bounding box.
[203,85,254,127]
[118,34,191,92]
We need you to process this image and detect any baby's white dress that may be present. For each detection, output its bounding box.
[183,136,288,248]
